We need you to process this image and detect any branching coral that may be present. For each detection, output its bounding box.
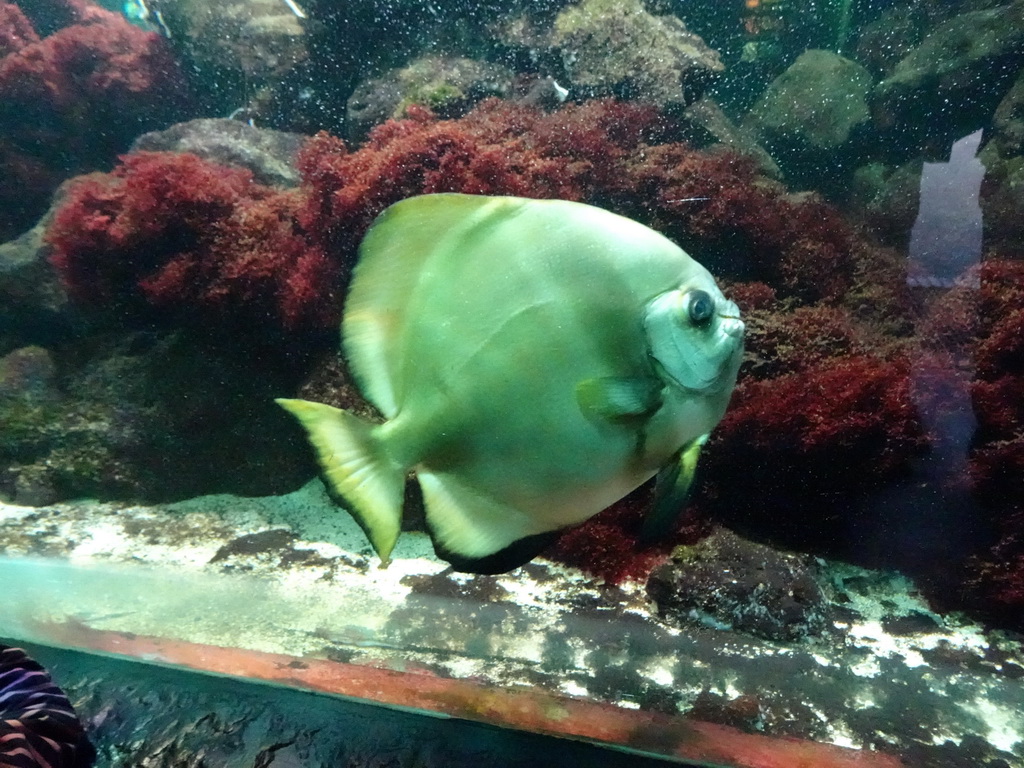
[0,0,190,240]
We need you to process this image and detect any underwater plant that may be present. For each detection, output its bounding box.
[48,97,862,345]
[0,0,190,241]
[47,151,335,338]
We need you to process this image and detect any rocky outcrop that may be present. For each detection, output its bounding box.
[346,56,514,143]
[132,118,305,187]
[745,49,872,192]
[547,0,724,113]
[873,0,1024,152]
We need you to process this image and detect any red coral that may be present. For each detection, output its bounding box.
[47,152,336,336]
[0,0,190,240]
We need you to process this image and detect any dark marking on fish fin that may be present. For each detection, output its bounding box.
[434,530,561,575]
[640,433,708,543]
[417,470,558,574]
[576,377,662,423]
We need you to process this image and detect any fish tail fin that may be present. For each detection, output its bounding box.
[275,398,404,565]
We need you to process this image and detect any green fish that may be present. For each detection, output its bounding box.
[278,194,744,573]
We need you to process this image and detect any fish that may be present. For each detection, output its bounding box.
[277,193,744,574]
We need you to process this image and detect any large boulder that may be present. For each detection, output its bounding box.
[985,68,1024,159]
[131,118,305,188]
[745,49,873,193]
[0,207,72,354]
[346,56,515,143]
[550,0,724,113]
[647,528,832,642]
[873,0,1024,155]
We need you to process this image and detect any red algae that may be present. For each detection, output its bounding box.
[548,483,710,585]
[0,4,39,57]
[0,0,189,240]
[48,152,336,337]
[721,356,925,478]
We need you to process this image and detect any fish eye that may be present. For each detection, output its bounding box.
[685,290,715,327]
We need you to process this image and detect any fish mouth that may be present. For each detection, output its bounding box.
[719,315,745,339]
[717,300,744,339]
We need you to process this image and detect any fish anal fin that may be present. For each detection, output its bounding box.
[640,433,708,543]
[417,471,556,574]
[275,398,405,565]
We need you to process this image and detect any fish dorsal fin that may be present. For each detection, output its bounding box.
[343,194,516,418]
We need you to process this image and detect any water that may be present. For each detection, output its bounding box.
[1,0,1023,765]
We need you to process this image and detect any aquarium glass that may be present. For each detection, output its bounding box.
[1,0,1023,765]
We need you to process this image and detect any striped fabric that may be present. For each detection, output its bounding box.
[0,647,92,768]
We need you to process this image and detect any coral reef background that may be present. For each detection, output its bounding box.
[2,0,1024,666]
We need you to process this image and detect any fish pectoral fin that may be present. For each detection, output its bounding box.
[575,377,662,423]
[417,471,559,574]
[275,398,404,566]
[640,433,709,543]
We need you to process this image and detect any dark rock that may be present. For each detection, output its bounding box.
[210,529,297,562]
[155,0,308,116]
[550,0,724,113]
[0,330,311,505]
[854,6,926,79]
[872,0,1024,155]
[857,159,924,247]
[681,97,781,178]
[346,56,514,143]
[882,611,941,636]
[0,207,74,354]
[131,118,305,187]
[990,70,1024,157]
[0,345,56,398]
[515,76,572,111]
[745,49,873,193]
[978,71,1024,247]
[0,345,61,504]
[9,462,58,506]
[646,528,831,642]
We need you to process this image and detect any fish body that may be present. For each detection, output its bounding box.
[278,194,744,573]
